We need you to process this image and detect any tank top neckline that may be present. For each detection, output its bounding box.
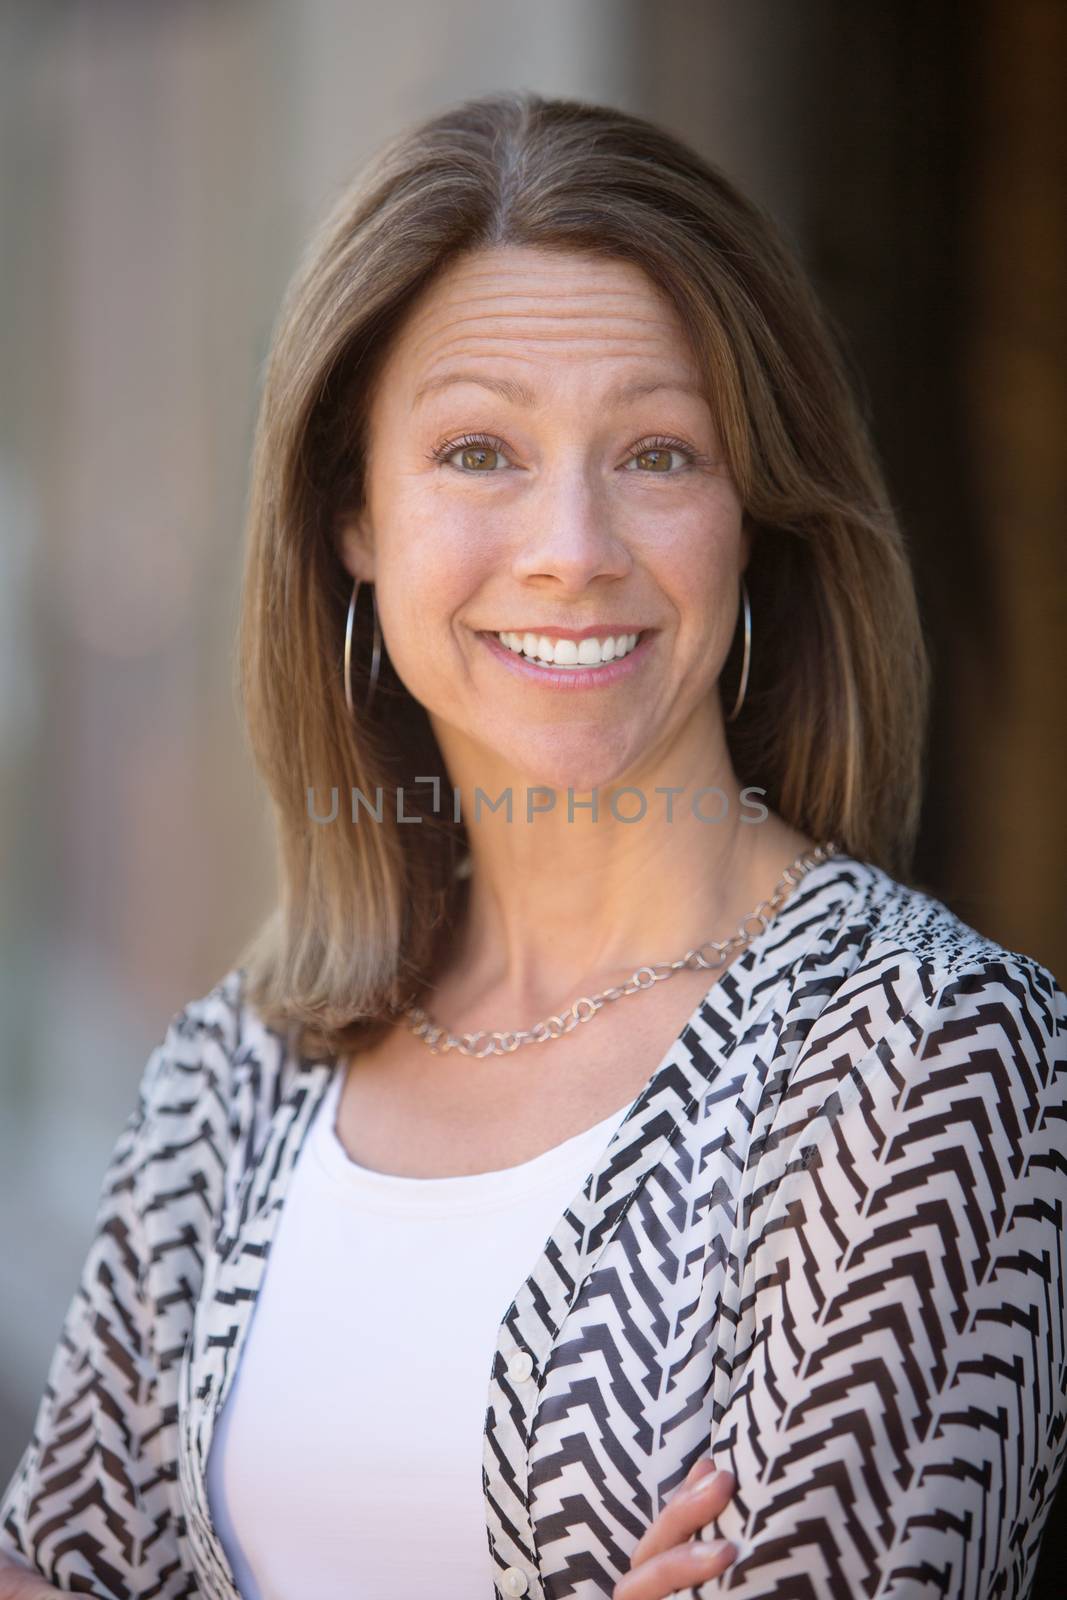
[304,1062,637,1215]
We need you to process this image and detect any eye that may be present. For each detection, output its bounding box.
[430,432,513,473]
[624,436,699,473]
[428,431,709,475]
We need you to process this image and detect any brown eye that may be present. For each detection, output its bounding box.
[433,435,512,472]
[633,448,675,472]
[625,440,695,473]
[459,444,500,471]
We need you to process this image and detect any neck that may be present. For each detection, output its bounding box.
[425,724,815,1029]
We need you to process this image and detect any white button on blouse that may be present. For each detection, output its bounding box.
[501,1566,530,1596]
[507,1350,535,1384]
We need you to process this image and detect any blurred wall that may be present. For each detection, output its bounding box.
[788,0,1066,962]
[1,1,1063,1549]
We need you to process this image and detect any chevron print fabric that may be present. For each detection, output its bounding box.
[0,854,1063,1598]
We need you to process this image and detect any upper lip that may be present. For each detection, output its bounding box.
[482,624,650,641]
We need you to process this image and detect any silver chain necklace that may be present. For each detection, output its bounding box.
[403,840,838,1058]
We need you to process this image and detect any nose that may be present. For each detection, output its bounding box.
[509,466,633,592]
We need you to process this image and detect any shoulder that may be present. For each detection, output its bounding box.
[135,964,306,1112]
[86,964,336,1314]
[120,965,313,1217]
[128,966,244,1144]
[803,855,1064,1047]
[750,861,1065,1230]
[770,858,1067,1149]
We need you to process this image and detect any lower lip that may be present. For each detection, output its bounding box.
[477,631,654,689]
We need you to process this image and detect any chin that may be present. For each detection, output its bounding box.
[488,741,646,802]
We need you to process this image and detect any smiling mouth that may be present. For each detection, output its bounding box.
[486,630,645,669]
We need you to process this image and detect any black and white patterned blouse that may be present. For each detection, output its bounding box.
[1,851,1064,1598]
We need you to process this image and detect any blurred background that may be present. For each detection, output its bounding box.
[1,0,1064,1574]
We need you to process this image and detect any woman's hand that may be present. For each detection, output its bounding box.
[613,1459,737,1599]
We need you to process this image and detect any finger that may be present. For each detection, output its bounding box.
[613,1534,736,1600]
[669,1456,720,1502]
[626,1465,736,1568]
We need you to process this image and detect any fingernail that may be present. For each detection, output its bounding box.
[691,1538,735,1566]
[683,1467,732,1500]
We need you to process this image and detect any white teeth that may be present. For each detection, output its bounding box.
[495,630,642,667]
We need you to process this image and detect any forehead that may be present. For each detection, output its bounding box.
[381,245,703,393]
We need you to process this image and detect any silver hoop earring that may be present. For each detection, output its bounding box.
[344,578,382,714]
[725,575,751,723]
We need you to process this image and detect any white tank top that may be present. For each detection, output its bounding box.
[205,1062,637,1599]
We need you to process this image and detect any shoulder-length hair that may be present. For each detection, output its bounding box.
[235,90,929,1060]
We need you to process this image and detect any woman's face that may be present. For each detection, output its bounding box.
[340,245,748,793]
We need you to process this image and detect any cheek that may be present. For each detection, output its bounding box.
[639,501,744,687]
[375,500,489,658]
[644,495,743,605]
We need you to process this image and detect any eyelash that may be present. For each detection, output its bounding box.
[426,432,708,474]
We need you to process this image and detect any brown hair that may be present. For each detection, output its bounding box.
[234,90,929,1059]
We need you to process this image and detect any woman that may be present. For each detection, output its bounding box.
[1,91,1063,1600]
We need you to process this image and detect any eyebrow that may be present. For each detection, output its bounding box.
[412,372,709,408]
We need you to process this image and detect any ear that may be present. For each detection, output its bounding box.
[336,511,376,583]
